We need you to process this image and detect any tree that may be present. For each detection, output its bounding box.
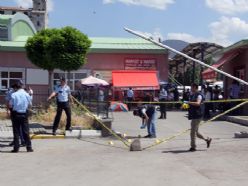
[25,26,91,92]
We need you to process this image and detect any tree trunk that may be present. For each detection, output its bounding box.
[48,70,54,94]
[67,71,71,88]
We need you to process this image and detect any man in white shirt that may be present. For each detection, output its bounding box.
[127,87,134,111]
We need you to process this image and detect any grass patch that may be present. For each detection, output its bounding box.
[31,103,96,130]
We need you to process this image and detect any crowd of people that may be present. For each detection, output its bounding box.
[4,77,242,153]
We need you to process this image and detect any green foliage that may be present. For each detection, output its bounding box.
[25,26,91,72]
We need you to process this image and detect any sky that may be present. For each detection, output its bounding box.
[1,0,248,46]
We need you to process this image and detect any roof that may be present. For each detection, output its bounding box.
[112,70,159,90]
[89,37,167,54]
[0,6,30,11]
[202,51,239,80]
[0,37,168,53]
[213,39,248,56]
[169,42,223,76]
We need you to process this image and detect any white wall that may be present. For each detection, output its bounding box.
[26,68,48,85]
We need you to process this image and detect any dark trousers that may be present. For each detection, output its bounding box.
[127,97,133,111]
[159,98,166,119]
[12,112,32,150]
[53,102,71,132]
[10,110,25,143]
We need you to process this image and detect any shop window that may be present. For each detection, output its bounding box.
[53,71,88,91]
[10,72,22,78]
[0,70,23,91]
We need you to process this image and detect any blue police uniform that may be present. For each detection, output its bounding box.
[10,88,33,152]
[52,84,72,134]
[5,88,26,145]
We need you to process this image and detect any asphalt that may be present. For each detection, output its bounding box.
[1,111,248,186]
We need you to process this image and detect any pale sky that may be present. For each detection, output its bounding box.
[1,0,248,46]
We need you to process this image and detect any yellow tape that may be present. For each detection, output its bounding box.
[72,97,130,148]
[30,134,65,139]
[142,100,248,150]
[124,98,248,104]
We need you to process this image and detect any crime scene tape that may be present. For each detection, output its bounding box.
[142,100,248,150]
[124,98,248,105]
[71,97,131,148]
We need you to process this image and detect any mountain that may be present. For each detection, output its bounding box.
[162,40,189,58]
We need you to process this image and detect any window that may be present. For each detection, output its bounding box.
[53,71,88,90]
[0,11,4,14]
[0,25,8,40]
[37,21,40,26]
[12,11,16,15]
[0,70,24,91]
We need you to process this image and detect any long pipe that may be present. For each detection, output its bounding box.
[124,27,248,86]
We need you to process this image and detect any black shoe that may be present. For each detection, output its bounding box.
[158,117,163,119]
[9,141,14,146]
[20,142,26,147]
[52,131,56,136]
[189,147,196,152]
[150,135,157,138]
[206,138,212,148]
[27,148,34,152]
[144,135,151,138]
[11,149,19,153]
[65,127,72,131]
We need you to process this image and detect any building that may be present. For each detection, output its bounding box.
[0,13,168,104]
[203,40,248,98]
[0,0,47,31]
[202,40,248,114]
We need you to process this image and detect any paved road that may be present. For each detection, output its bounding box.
[1,111,248,186]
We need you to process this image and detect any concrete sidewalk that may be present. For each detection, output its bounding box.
[1,111,248,186]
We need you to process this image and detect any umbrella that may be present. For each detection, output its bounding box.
[81,76,109,86]
[110,102,129,112]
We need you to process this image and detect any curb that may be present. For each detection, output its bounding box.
[30,134,65,139]
[29,130,102,139]
[223,116,248,127]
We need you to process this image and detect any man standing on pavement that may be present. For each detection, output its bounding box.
[127,87,134,111]
[158,86,167,119]
[9,81,33,153]
[6,83,26,147]
[47,77,73,135]
[185,83,212,152]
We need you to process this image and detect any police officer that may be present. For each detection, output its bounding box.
[9,81,33,153]
[47,77,72,135]
[185,83,212,152]
[6,83,26,147]
[133,104,157,138]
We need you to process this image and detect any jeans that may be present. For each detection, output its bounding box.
[147,111,157,137]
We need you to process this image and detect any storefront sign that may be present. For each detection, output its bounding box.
[124,58,157,70]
